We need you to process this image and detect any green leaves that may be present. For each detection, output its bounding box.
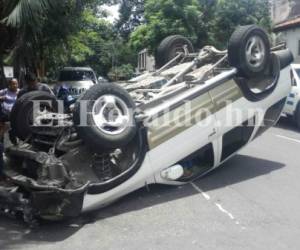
[210,0,271,48]
[129,0,271,53]
[108,64,134,81]
[0,0,272,80]
[130,0,205,53]
[2,0,59,27]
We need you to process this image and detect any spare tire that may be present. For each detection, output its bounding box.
[73,83,137,150]
[10,91,58,141]
[228,25,270,78]
[156,35,194,69]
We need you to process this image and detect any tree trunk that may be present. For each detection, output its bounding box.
[0,54,5,89]
[36,43,46,79]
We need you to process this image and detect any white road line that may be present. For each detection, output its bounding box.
[191,182,245,229]
[191,183,210,200]
[275,134,300,144]
[215,202,235,220]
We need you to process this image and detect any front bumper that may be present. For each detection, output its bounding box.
[0,179,88,225]
[0,146,89,225]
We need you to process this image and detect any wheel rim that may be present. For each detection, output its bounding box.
[174,44,185,54]
[92,95,131,135]
[245,36,266,69]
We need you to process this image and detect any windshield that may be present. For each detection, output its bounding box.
[59,70,95,82]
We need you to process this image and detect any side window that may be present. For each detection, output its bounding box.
[221,117,255,162]
[298,40,300,56]
[255,98,286,139]
[177,143,214,182]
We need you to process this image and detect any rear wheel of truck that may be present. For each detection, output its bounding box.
[73,83,137,150]
[155,35,194,69]
[228,25,270,78]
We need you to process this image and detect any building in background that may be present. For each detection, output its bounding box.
[271,0,300,24]
[272,0,300,63]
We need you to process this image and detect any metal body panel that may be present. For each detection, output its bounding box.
[147,92,214,149]
[0,40,293,225]
[82,154,155,212]
[81,68,291,211]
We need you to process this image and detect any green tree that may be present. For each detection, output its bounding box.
[2,0,112,77]
[129,0,271,54]
[117,0,144,38]
[108,63,134,81]
[0,0,17,86]
[130,0,204,53]
[208,0,271,48]
[62,10,137,78]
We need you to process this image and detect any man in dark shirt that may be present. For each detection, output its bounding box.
[18,73,53,98]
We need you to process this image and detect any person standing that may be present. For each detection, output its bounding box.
[0,78,19,180]
[0,78,20,121]
[18,72,53,98]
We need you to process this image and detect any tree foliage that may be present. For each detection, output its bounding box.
[130,0,205,53]
[208,0,271,48]
[108,63,134,81]
[117,0,144,38]
[0,0,272,82]
[1,0,113,77]
[62,10,137,78]
[130,0,271,53]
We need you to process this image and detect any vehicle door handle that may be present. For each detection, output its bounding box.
[208,129,217,138]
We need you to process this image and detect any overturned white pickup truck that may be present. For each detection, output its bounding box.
[0,25,294,226]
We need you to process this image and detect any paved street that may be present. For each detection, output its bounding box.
[1,117,300,250]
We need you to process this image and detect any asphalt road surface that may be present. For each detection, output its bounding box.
[1,117,300,250]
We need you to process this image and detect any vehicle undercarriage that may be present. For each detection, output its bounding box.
[0,25,294,226]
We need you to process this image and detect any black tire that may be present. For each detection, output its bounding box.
[73,83,137,150]
[273,49,294,70]
[235,53,280,102]
[10,93,34,134]
[10,91,58,141]
[228,25,270,78]
[155,35,194,69]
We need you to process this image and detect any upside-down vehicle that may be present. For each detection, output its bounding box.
[0,25,294,226]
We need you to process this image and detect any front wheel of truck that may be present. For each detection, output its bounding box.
[228,25,271,78]
[73,83,137,150]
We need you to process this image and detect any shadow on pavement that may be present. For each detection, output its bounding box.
[276,116,299,133]
[0,154,285,249]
